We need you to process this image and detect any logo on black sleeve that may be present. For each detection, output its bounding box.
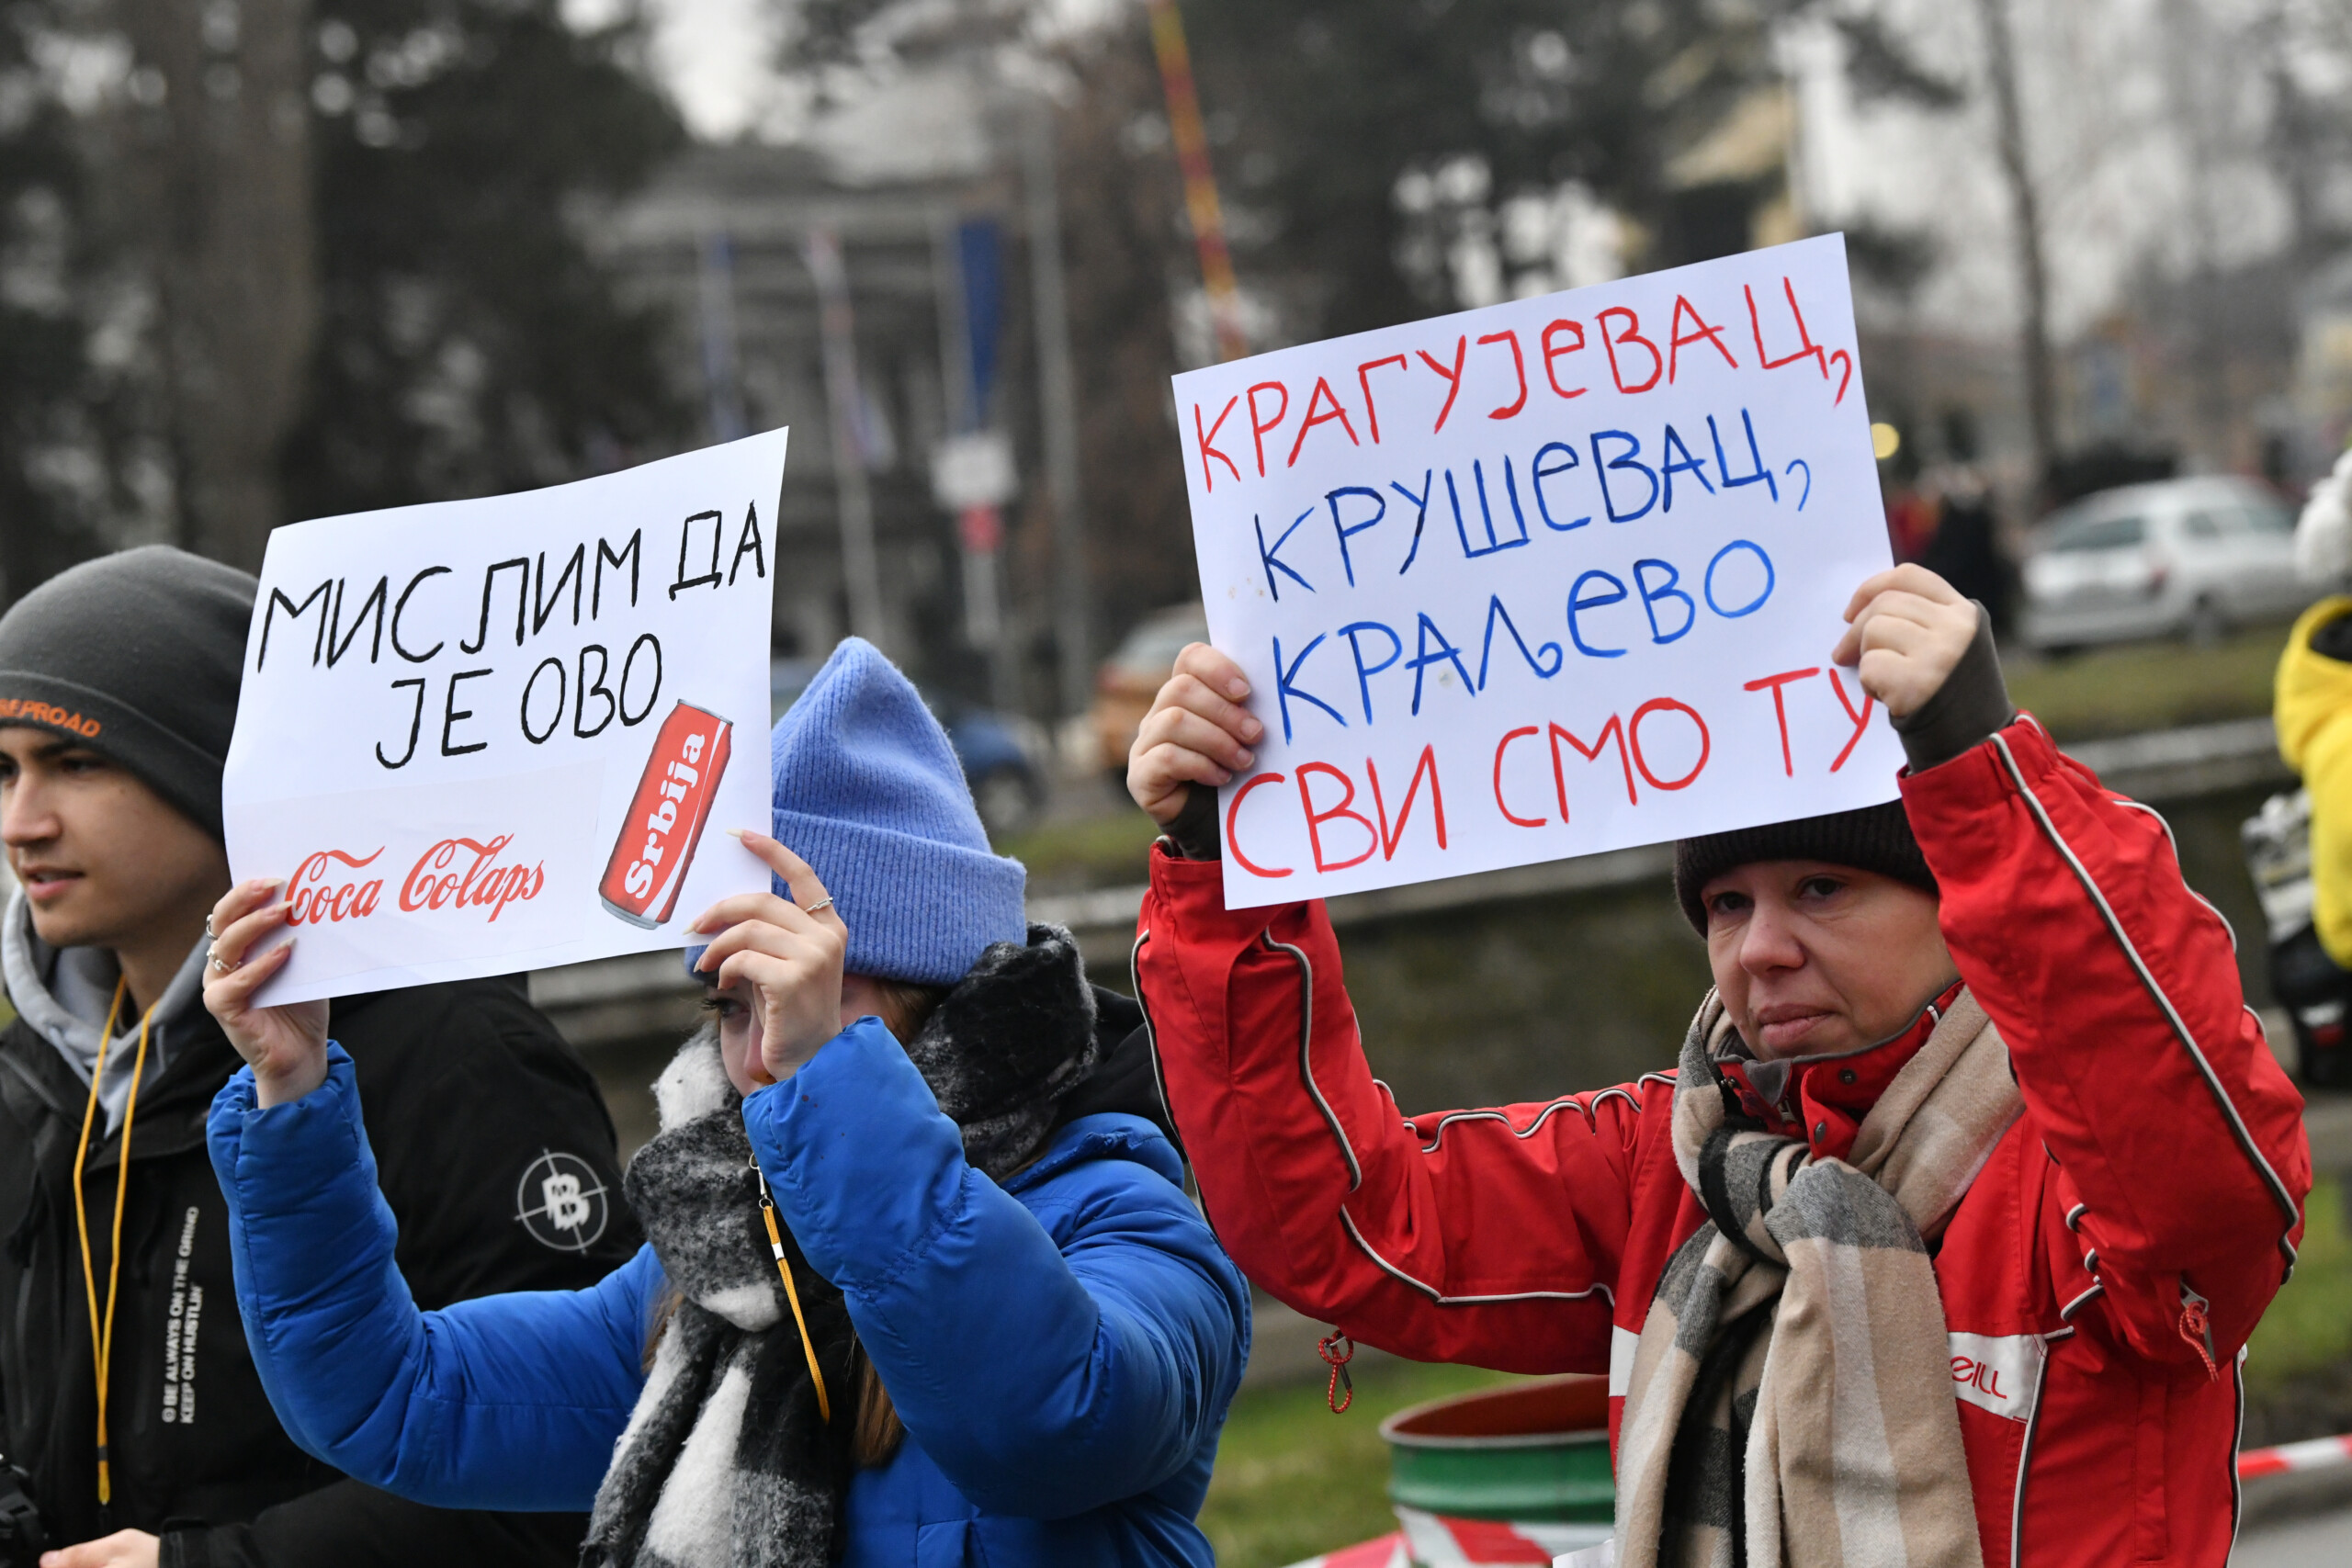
[514,1150,611,1251]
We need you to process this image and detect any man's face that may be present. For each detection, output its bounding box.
[0,728,229,954]
[1700,859,1957,1060]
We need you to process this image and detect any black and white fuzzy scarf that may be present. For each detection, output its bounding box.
[582,924,1100,1568]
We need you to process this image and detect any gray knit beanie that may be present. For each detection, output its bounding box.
[0,546,256,840]
[1673,799,1936,931]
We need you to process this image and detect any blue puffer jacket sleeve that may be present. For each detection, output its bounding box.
[207,1045,655,1511]
[744,1018,1250,1520]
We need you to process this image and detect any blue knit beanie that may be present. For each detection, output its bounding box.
[741,637,1026,987]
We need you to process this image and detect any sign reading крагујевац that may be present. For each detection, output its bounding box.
[1174,235,1902,909]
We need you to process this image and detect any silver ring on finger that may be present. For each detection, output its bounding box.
[803,896,834,915]
[208,946,237,974]
[203,915,217,939]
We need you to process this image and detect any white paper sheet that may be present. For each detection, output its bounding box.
[222,429,786,1001]
[1172,236,1901,908]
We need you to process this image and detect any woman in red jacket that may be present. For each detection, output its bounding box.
[1125,565,2310,1568]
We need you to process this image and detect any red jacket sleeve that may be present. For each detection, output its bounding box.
[1902,716,2311,1368]
[1135,846,1653,1371]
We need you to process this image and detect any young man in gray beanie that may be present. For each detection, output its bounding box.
[0,547,644,1568]
[1126,563,2308,1568]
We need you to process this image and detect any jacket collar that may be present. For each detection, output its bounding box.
[0,890,211,1133]
[1715,980,1966,1162]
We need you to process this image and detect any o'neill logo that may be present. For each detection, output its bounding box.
[1948,1331,2046,1425]
[288,836,547,926]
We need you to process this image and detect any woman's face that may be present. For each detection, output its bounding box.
[709,970,893,1096]
[1701,859,1956,1060]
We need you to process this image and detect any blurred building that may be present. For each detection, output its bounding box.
[587,71,1062,711]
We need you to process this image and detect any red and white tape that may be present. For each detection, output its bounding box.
[1282,1535,1408,1568]
[2240,1433,2352,1480]
[1283,1509,1611,1568]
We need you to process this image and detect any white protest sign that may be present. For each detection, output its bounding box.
[223,429,787,1002]
[1175,235,1900,909]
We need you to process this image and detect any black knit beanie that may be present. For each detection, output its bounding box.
[0,546,256,840]
[1673,799,1936,932]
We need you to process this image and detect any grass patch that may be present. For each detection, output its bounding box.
[1201,1360,1522,1568]
[998,808,1161,892]
[2004,621,2291,742]
[2249,1176,2352,1387]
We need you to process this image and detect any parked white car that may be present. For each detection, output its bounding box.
[2019,477,2309,652]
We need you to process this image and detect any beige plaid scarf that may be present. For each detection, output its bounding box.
[1614,988,2021,1568]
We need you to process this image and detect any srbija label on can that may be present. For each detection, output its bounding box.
[600,701,733,928]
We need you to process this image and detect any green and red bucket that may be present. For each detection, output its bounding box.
[1284,1374,1615,1568]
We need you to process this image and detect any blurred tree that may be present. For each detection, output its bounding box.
[1972,0,2054,499]
[281,0,689,522]
[1148,1,1959,344]
[0,8,102,604]
[113,0,317,570]
[1171,0,1742,337]
[1047,15,1197,643]
[0,0,687,600]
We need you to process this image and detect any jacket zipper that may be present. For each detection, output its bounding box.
[2177,1280,2219,1380]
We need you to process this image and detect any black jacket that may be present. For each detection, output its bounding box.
[0,972,644,1566]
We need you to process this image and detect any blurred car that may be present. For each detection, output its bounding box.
[771,657,1046,840]
[1091,604,1210,781]
[2019,477,2307,652]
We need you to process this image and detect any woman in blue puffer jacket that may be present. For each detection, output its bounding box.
[196,638,1250,1568]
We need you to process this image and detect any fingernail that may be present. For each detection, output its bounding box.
[1227,679,1250,699]
[1242,718,1263,740]
[1213,768,1232,784]
[1237,749,1254,767]
[725,827,746,840]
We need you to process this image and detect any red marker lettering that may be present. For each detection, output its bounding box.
[1597,307,1662,394]
[1225,773,1293,879]
[1549,716,1637,818]
[1828,668,1874,773]
[1286,376,1362,467]
[1416,336,1469,432]
[1297,762,1377,872]
[1476,330,1528,419]
[1744,668,1822,777]
[1541,319,1587,400]
[1247,381,1290,479]
[1366,745,1448,858]
[1193,397,1241,491]
[1493,727,1546,827]
[1357,355,1408,443]
[1629,697,1710,791]
[1745,277,1826,375]
[1667,295,1738,381]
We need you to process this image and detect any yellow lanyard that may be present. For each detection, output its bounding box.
[752,1156,831,1424]
[70,976,155,1506]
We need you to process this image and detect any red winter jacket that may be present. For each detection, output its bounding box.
[1135,717,2311,1567]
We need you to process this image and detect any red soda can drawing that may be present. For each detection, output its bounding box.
[600,701,733,929]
